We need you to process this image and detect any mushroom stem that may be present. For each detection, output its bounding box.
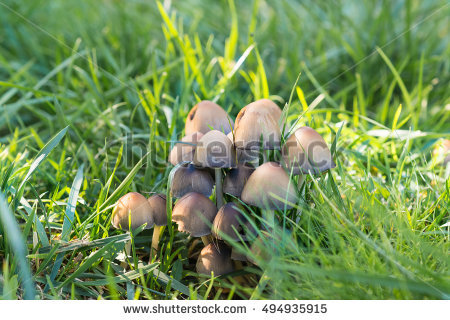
[296,175,304,216]
[124,239,132,256]
[233,261,250,286]
[201,235,213,246]
[150,225,162,260]
[263,209,275,230]
[215,168,224,208]
[234,260,244,270]
[262,151,268,163]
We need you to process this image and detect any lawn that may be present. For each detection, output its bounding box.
[0,0,449,300]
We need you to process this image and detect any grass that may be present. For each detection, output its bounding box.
[0,0,449,299]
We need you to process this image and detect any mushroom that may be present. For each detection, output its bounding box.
[196,242,234,276]
[147,193,167,258]
[250,99,282,122]
[223,163,255,197]
[170,163,214,198]
[194,130,236,207]
[212,203,256,242]
[282,126,335,175]
[112,192,155,257]
[185,100,234,135]
[241,162,298,229]
[212,203,256,275]
[168,132,204,166]
[234,100,282,163]
[112,192,154,231]
[172,192,217,245]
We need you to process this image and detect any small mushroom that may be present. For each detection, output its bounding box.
[196,243,234,276]
[112,192,155,231]
[172,192,217,245]
[112,192,155,257]
[234,100,282,162]
[168,132,204,166]
[212,203,256,242]
[194,130,236,207]
[170,163,214,198]
[185,100,234,135]
[282,126,335,175]
[241,162,298,229]
[223,163,255,197]
[241,162,298,210]
[147,194,167,259]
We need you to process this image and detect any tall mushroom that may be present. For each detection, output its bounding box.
[172,192,217,245]
[196,242,234,276]
[170,163,214,199]
[234,100,282,163]
[147,193,167,258]
[282,126,335,175]
[194,130,236,207]
[112,192,155,257]
[168,132,203,166]
[185,100,234,135]
[241,162,298,229]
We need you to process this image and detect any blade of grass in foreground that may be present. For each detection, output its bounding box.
[98,152,149,213]
[0,192,36,299]
[17,126,68,192]
[46,164,84,292]
[15,126,68,207]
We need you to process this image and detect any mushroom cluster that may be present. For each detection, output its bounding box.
[111,99,336,279]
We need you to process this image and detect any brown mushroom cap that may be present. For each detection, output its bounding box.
[282,126,335,174]
[172,192,217,237]
[250,99,282,122]
[193,130,236,168]
[185,100,234,135]
[234,100,282,151]
[170,163,214,198]
[241,162,298,210]
[168,132,204,166]
[212,203,256,241]
[196,243,234,276]
[223,163,255,197]
[112,192,154,230]
[147,193,167,226]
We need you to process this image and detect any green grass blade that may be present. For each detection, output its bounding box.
[0,192,36,299]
